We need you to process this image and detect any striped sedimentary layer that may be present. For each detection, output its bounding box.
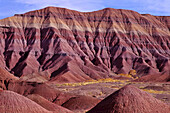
[0,7,169,82]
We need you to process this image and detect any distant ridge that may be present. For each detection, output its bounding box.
[0,6,169,82]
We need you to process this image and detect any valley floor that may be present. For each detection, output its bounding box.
[50,78,170,104]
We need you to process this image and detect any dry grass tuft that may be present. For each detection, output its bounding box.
[142,89,170,94]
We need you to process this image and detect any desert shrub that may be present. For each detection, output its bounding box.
[56,78,129,87]
[142,89,169,94]
[119,73,132,78]
[119,70,138,79]
[129,69,138,78]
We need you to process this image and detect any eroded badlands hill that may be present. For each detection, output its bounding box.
[0,7,169,82]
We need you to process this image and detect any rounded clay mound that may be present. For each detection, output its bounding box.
[27,94,73,113]
[87,85,170,113]
[0,90,51,113]
[62,95,101,111]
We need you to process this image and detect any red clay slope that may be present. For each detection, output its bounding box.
[0,90,51,113]
[8,81,72,103]
[0,67,18,89]
[62,95,101,111]
[0,7,169,82]
[27,94,73,113]
[87,85,170,113]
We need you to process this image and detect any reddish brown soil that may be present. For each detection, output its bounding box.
[137,73,170,82]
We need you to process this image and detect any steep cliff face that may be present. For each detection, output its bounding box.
[0,7,169,82]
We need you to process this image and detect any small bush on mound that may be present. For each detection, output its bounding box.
[119,70,138,79]
[129,70,137,77]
